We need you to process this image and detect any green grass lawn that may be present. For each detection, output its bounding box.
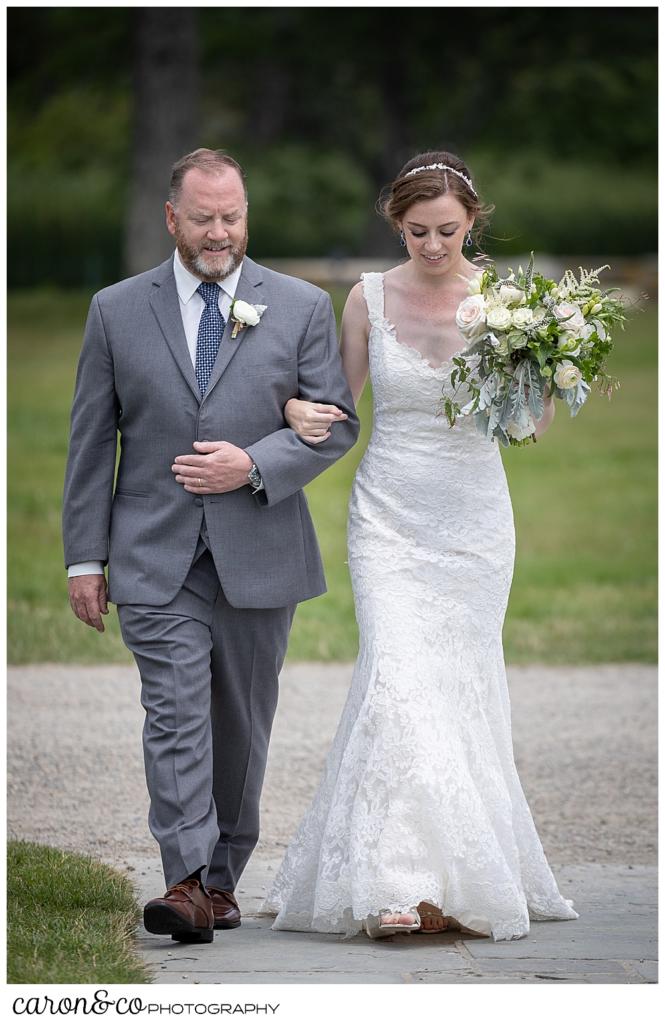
[7,840,149,984]
[8,286,656,664]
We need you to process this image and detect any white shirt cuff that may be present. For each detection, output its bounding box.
[68,561,105,577]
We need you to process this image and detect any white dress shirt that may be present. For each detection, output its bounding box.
[173,247,243,365]
[68,251,245,578]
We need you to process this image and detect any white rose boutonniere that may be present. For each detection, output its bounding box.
[230,299,267,339]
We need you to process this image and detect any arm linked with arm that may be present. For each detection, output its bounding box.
[245,291,359,507]
[283,281,369,444]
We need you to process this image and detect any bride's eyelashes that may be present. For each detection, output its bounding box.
[410,230,456,238]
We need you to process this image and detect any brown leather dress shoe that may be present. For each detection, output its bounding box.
[143,878,214,943]
[207,886,242,929]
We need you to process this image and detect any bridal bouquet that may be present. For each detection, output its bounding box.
[443,254,627,446]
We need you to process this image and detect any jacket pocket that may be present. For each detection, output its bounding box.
[240,366,293,380]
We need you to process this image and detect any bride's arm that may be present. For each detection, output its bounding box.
[339,282,370,405]
[285,284,369,444]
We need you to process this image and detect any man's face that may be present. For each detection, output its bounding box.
[165,167,248,282]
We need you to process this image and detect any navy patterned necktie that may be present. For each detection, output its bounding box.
[195,282,226,395]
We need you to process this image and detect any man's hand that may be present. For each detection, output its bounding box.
[68,574,109,632]
[172,441,253,494]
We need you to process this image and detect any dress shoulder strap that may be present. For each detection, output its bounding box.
[360,272,385,326]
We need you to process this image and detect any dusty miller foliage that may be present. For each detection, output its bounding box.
[441,254,629,447]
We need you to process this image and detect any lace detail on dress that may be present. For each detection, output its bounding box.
[359,271,385,327]
[261,275,579,941]
[361,272,454,375]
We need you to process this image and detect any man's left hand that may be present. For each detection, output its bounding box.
[172,441,253,494]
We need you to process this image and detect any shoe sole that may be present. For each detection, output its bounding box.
[144,905,214,943]
[214,919,241,930]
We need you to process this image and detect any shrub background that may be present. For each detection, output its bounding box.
[7,7,657,287]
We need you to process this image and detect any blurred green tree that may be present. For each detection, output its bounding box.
[7,7,657,286]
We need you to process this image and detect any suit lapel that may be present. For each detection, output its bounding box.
[203,258,266,401]
[149,258,201,402]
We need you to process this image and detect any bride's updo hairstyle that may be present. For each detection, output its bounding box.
[379,150,494,248]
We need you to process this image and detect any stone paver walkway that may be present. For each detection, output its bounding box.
[7,662,657,984]
[132,856,656,985]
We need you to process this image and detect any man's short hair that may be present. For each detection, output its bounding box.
[169,149,247,206]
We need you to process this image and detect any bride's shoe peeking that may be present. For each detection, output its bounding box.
[417,901,450,932]
[364,908,421,938]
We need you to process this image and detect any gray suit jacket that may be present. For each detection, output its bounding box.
[63,255,359,608]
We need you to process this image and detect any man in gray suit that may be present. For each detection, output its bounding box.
[63,148,358,944]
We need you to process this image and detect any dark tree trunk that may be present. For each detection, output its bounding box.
[364,67,415,257]
[249,59,290,145]
[124,8,201,276]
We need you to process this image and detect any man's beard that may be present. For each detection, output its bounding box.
[175,224,248,282]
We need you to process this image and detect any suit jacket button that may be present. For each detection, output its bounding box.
[194,498,203,507]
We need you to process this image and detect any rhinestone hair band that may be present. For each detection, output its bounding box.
[403,162,477,196]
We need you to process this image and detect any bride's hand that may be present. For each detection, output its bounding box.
[284,398,348,444]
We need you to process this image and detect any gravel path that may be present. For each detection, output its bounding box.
[7,662,656,868]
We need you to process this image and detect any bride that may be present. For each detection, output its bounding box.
[261,151,578,941]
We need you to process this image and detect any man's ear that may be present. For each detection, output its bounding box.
[165,201,177,237]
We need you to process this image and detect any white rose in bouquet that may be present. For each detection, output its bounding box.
[553,301,586,334]
[554,359,583,390]
[512,307,534,329]
[498,283,525,306]
[485,305,512,331]
[456,294,486,336]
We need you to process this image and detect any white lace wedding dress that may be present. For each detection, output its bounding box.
[262,272,578,940]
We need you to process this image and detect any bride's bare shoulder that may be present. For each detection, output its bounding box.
[344,280,367,311]
[342,281,370,330]
[383,263,408,283]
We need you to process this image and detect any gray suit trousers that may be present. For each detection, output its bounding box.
[117,534,295,890]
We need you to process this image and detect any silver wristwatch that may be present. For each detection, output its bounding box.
[247,462,263,492]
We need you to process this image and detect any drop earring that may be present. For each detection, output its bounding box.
[399,230,406,247]
[465,231,473,247]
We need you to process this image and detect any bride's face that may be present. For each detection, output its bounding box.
[400,194,474,277]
